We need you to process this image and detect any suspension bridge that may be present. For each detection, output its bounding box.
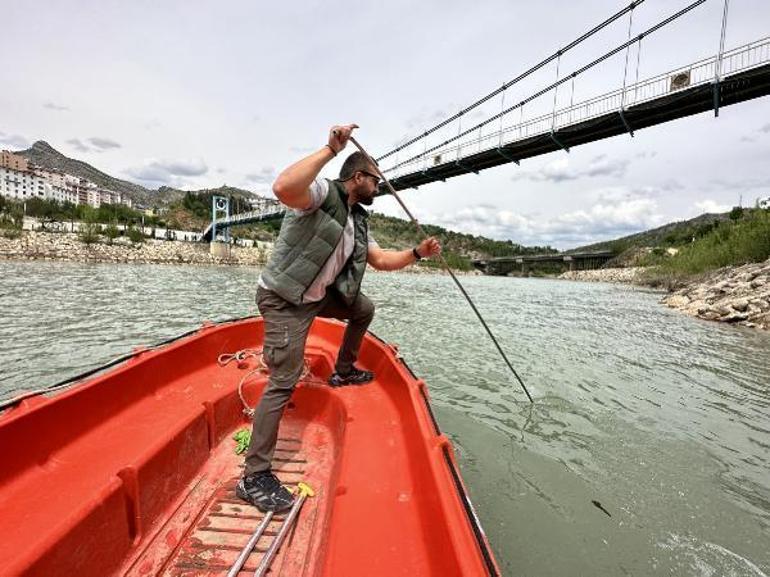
[202,199,285,242]
[375,0,770,191]
[205,0,769,261]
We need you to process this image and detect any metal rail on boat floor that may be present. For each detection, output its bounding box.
[226,482,315,577]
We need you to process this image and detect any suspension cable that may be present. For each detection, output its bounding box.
[376,0,645,162]
[621,3,636,107]
[387,0,707,172]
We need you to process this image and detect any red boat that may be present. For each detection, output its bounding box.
[0,317,501,576]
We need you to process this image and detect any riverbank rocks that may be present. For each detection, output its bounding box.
[0,231,270,267]
[558,267,647,283]
[661,258,770,330]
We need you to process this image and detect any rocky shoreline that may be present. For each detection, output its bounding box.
[0,231,269,267]
[557,261,769,330]
[558,267,647,283]
[0,230,471,274]
[660,259,770,330]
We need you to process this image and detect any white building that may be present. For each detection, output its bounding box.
[1,150,132,209]
[0,165,52,201]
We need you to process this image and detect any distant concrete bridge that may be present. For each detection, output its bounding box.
[473,251,615,276]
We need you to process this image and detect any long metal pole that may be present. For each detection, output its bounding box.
[254,483,314,576]
[226,511,274,577]
[349,135,533,403]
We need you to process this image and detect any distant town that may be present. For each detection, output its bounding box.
[0,150,133,209]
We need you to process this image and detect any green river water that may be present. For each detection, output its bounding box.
[1,261,768,576]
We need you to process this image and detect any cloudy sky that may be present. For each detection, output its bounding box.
[1,0,769,248]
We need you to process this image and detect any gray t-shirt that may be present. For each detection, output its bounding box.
[260,179,377,303]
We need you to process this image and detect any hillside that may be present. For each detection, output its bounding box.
[16,141,260,208]
[7,141,558,264]
[368,212,555,261]
[570,212,733,255]
[18,141,153,202]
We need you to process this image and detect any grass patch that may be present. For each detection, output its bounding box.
[642,208,770,288]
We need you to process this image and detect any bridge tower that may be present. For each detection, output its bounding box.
[210,196,230,243]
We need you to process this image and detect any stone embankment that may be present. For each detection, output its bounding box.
[661,259,770,330]
[558,267,647,283]
[0,231,269,267]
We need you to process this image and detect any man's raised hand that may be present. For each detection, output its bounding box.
[418,237,442,259]
[329,124,359,154]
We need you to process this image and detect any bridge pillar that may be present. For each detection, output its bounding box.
[211,196,230,243]
[210,241,231,259]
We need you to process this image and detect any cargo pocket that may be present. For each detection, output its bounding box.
[263,322,290,370]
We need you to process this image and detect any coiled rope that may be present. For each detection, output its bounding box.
[218,349,323,417]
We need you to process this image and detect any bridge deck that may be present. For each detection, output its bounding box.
[384,62,770,191]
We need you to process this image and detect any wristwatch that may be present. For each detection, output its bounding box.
[412,247,422,260]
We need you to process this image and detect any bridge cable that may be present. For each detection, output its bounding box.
[621,3,636,108]
[551,53,561,130]
[385,0,708,173]
[713,0,730,116]
[348,133,534,403]
[633,34,643,104]
[376,0,646,162]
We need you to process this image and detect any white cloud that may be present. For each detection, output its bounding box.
[695,200,731,214]
[88,137,121,151]
[0,131,30,150]
[429,189,665,249]
[43,101,69,112]
[245,167,276,185]
[66,136,121,153]
[513,154,630,183]
[66,138,90,153]
[125,158,208,188]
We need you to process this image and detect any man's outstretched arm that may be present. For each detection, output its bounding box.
[367,237,441,271]
[272,124,358,209]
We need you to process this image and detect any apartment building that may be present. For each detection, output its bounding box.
[0,150,29,172]
[0,149,132,209]
[0,165,52,200]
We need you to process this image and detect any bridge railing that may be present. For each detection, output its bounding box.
[224,206,285,225]
[202,204,286,240]
[384,37,770,179]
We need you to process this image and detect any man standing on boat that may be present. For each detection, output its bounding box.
[237,124,442,512]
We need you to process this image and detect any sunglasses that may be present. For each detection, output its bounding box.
[358,170,381,185]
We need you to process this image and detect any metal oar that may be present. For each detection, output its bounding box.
[226,511,274,577]
[253,482,315,577]
[348,134,534,403]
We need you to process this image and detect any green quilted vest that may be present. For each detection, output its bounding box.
[261,179,369,306]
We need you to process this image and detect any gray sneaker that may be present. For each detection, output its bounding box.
[328,366,375,387]
[236,471,294,513]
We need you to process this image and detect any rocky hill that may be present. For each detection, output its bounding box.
[16,141,260,208]
[18,141,151,202]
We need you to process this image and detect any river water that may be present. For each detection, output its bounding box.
[1,260,769,576]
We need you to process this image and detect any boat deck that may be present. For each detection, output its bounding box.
[0,318,500,577]
[125,423,326,576]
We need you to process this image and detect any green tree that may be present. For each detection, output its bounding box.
[78,207,101,244]
[104,223,120,244]
[126,226,145,243]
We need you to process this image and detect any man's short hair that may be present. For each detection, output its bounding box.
[339,151,377,180]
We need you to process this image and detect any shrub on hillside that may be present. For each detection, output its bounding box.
[648,208,770,279]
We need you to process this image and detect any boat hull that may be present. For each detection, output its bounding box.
[0,317,501,576]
